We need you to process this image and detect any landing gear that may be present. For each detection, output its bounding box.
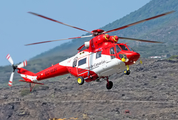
[77,76,84,85]
[124,65,130,75]
[29,83,35,92]
[106,81,113,90]
[105,77,113,90]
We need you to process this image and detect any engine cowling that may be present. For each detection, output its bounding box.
[96,34,110,44]
[85,34,119,50]
[109,36,119,43]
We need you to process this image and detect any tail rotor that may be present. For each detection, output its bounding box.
[6,54,27,86]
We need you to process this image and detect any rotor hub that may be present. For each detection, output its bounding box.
[91,29,105,36]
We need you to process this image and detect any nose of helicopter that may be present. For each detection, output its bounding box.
[123,52,140,65]
[128,52,140,64]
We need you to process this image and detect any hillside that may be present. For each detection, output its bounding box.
[1,0,178,86]
[32,0,178,60]
[0,58,178,119]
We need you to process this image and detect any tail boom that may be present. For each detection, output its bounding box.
[18,63,69,84]
[36,64,69,80]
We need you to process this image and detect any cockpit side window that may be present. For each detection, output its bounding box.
[110,47,115,59]
[116,45,121,53]
[110,47,115,54]
[119,45,128,51]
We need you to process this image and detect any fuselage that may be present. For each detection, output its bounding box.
[12,11,173,90]
[18,34,140,83]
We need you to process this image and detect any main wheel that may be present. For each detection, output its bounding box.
[106,81,113,90]
[77,76,84,85]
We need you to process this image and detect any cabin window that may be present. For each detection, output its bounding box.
[78,58,86,66]
[96,51,102,59]
[110,47,115,59]
[119,45,128,51]
[116,45,121,53]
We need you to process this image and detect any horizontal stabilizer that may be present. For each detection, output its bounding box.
[19,80,44,85]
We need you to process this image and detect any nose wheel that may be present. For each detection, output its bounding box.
[124,65,130,75]
[124,70,130,75]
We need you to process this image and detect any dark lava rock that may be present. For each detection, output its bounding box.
[0,58,178,120]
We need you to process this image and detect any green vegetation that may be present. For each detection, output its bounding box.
[167,55,178,60]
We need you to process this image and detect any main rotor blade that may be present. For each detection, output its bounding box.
[105,11,175,34]
[119,37,163,43]
[6,54,14,65]
[25,35,93,46]
[28,12,91,33]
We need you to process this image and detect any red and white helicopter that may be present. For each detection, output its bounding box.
[6,11,174,91]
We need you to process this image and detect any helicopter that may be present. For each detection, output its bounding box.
[6,11,174,91]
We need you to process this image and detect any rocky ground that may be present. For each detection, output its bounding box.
[0,58,178,120]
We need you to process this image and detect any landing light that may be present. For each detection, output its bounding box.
[121,58,129,63]
[121,58,126,62]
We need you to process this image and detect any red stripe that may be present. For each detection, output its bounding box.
[6,54,10,59]
[9,81,12,83]
[6,54,9,58]
[8,83,12,86]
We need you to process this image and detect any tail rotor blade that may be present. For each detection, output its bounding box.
[6,54,14,65]
[8,72,14,86]
[17,60,27,68]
